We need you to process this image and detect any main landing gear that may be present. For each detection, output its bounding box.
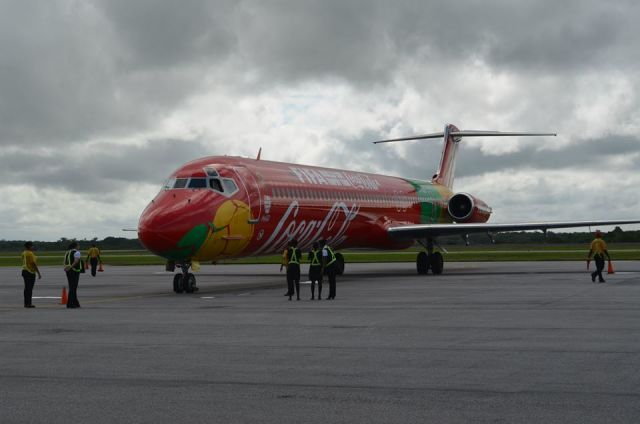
[416,240,444,275]
[171,262,199,293]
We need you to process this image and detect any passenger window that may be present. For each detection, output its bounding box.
[188,178,207,188]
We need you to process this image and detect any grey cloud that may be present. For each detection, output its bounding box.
[0,138,211,195]
[2,0,639,148]
[332,133,640,187]
[96,0,237,70]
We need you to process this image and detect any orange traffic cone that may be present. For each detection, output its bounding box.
[60,287,68,305]
[607,260,615,274]
[98,262,104,272]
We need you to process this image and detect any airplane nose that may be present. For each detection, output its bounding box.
[138,191,218,259]
[138,203,186,256]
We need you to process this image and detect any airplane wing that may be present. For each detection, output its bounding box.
[387,219,640,239]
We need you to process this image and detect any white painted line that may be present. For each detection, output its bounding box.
[200,296,216,299]
[300,280,311,285]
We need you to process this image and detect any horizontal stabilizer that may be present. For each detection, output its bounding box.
[373,130,556,144]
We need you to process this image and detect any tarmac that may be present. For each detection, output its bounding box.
[1,261,640,423]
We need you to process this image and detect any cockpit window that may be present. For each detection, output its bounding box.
[173,178,188,189]
[163,178,176,189]
[188,178,207,188]
[223,179,237,193]
[162,167,239,197]
[210,178,224,192]
[204,166,219,177]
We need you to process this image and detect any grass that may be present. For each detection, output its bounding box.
[2,243,640,267]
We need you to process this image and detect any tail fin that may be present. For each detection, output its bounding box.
[373,124,556,189]
[433,124,460,188]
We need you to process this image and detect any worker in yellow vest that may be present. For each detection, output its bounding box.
[63,241,83,308]
[321,239,337,300]
[285,239,302,301]
[587,230,611,283]
[21,241,41,308]
[86,243,102,277]
[308,242,323,300]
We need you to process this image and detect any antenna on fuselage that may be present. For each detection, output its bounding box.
[373,123,556,188]
[256,147,262,160]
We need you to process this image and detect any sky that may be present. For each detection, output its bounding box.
[1,0,639,241]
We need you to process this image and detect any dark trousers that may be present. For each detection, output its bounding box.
[326,266,336,299]
[287,264,300,299]
[90,257,98,276]
[65,270,81,307]
[309,267,322,298]
[22,270,36,307]
[592,255,606,282]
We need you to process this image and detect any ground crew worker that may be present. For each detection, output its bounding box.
[21,241,41,308]
[308,242,323,300]
[280,247,292,296]
[286,239,302,301]
[587,230,611,283]
[321,239,337,300]
[86,243,101,277]
[64,241,83,308]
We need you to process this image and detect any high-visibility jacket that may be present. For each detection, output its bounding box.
[64,249,82,273]
[22,250,37,274]
[590,238,608,256]
[323,245,336,266]
[288,247,301,265]
[309,249,321,266]
[87,247,101,258]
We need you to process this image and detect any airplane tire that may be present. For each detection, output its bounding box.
[173,274,183,293]
[335,253,345,275]
[417,252,429,275]
[430,252,444,275]
[184,273,196,293]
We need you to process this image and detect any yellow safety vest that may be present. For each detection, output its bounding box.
[22,250,37,274]
[310,249,321,266]
[289,248,300,265]
[64,250,82,272]
[324,245,336,266]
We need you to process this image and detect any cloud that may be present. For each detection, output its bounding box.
[1,0,639,240]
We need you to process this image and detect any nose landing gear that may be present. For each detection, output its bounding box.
[172,262,199,293]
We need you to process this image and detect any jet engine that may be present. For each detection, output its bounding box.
[447,193,492,223]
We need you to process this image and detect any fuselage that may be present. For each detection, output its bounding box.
[137,156,490,262]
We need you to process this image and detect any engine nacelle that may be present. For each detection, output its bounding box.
[447,193,492,223]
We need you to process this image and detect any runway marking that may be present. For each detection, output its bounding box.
[200,296,216,299]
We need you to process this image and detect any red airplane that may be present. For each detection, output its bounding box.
[138,124,640,293]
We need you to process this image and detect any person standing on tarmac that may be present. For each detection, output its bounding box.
[286,239,302,301]
[308,241,323,300]
[587,230,611,283]
[21,241,41,308]
[280,246,291,297]
[63,242,83,308]
[86,243,101,277]
[321,239,337,300]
